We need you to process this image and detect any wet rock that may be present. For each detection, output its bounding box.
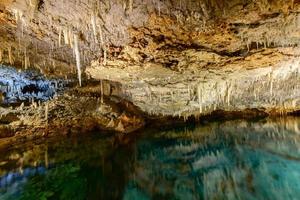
[0,125,14,138]
[0,113,19,124]
[0,83,145,145]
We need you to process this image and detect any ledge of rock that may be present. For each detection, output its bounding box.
[87,47,300,118]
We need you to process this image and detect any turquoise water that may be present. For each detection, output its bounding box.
[0,117,300,200]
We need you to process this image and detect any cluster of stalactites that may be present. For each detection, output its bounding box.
[240,13,300,50]
[120,59,300,119]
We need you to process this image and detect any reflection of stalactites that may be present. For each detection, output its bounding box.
[45,148,49,168]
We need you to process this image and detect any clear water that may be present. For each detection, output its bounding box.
[0,117,300,200]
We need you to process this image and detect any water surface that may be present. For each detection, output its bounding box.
[0,117,300,200]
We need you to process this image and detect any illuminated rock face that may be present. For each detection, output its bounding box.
[1,0,300,117]
[87,51,300,117]
[0,65,64,104]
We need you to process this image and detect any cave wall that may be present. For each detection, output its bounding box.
[1,0,300,117]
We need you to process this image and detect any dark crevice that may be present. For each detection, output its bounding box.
[37,0,45,11]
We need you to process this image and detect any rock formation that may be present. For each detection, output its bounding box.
[0,0,299,138]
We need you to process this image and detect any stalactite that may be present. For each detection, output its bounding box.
[226,82,233,106]
[74,34,82,87]
[157,1,161,16]
[187,85,191,100]
[98,24,107,65]
[129,0,133,12]
[103,44,107,65]
[8,46,13,65]
[24,49,28,69]
[100,80,104,104]
[269,70,273,96]
[0,49,2,63]
[69,29,74,49]
[246,40,250,52]
[58,27,62,47]
[197,85,203,113]
[63,28,69,45]
[91,13,97,42]
[45,102,49,124]
[123,0,127,10]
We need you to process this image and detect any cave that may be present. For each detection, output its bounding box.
[0,0,300,199]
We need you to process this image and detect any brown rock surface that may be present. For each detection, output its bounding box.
[0,0,299,120]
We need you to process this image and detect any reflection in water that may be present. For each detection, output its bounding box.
[0,117,300,200]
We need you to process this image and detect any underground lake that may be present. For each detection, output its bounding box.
[0,117,300,200]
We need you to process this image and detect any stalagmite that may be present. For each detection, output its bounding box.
[74,34,82,87]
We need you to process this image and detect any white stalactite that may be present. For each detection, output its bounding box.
[24,49,28,69]
[58,27,62,47]
[8,46,13,65]
[45,102,49,123]
[226,82,233,106]
[99,24,107,65]
[0,49,2,63]
[269,70,273,96]
[197,85,203,113]
[100,80,104,104]
[74,34,82,87]
[63,29,69,45]
[69,29,74,49]
[129,0,133,12]
[91,13,97,42]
